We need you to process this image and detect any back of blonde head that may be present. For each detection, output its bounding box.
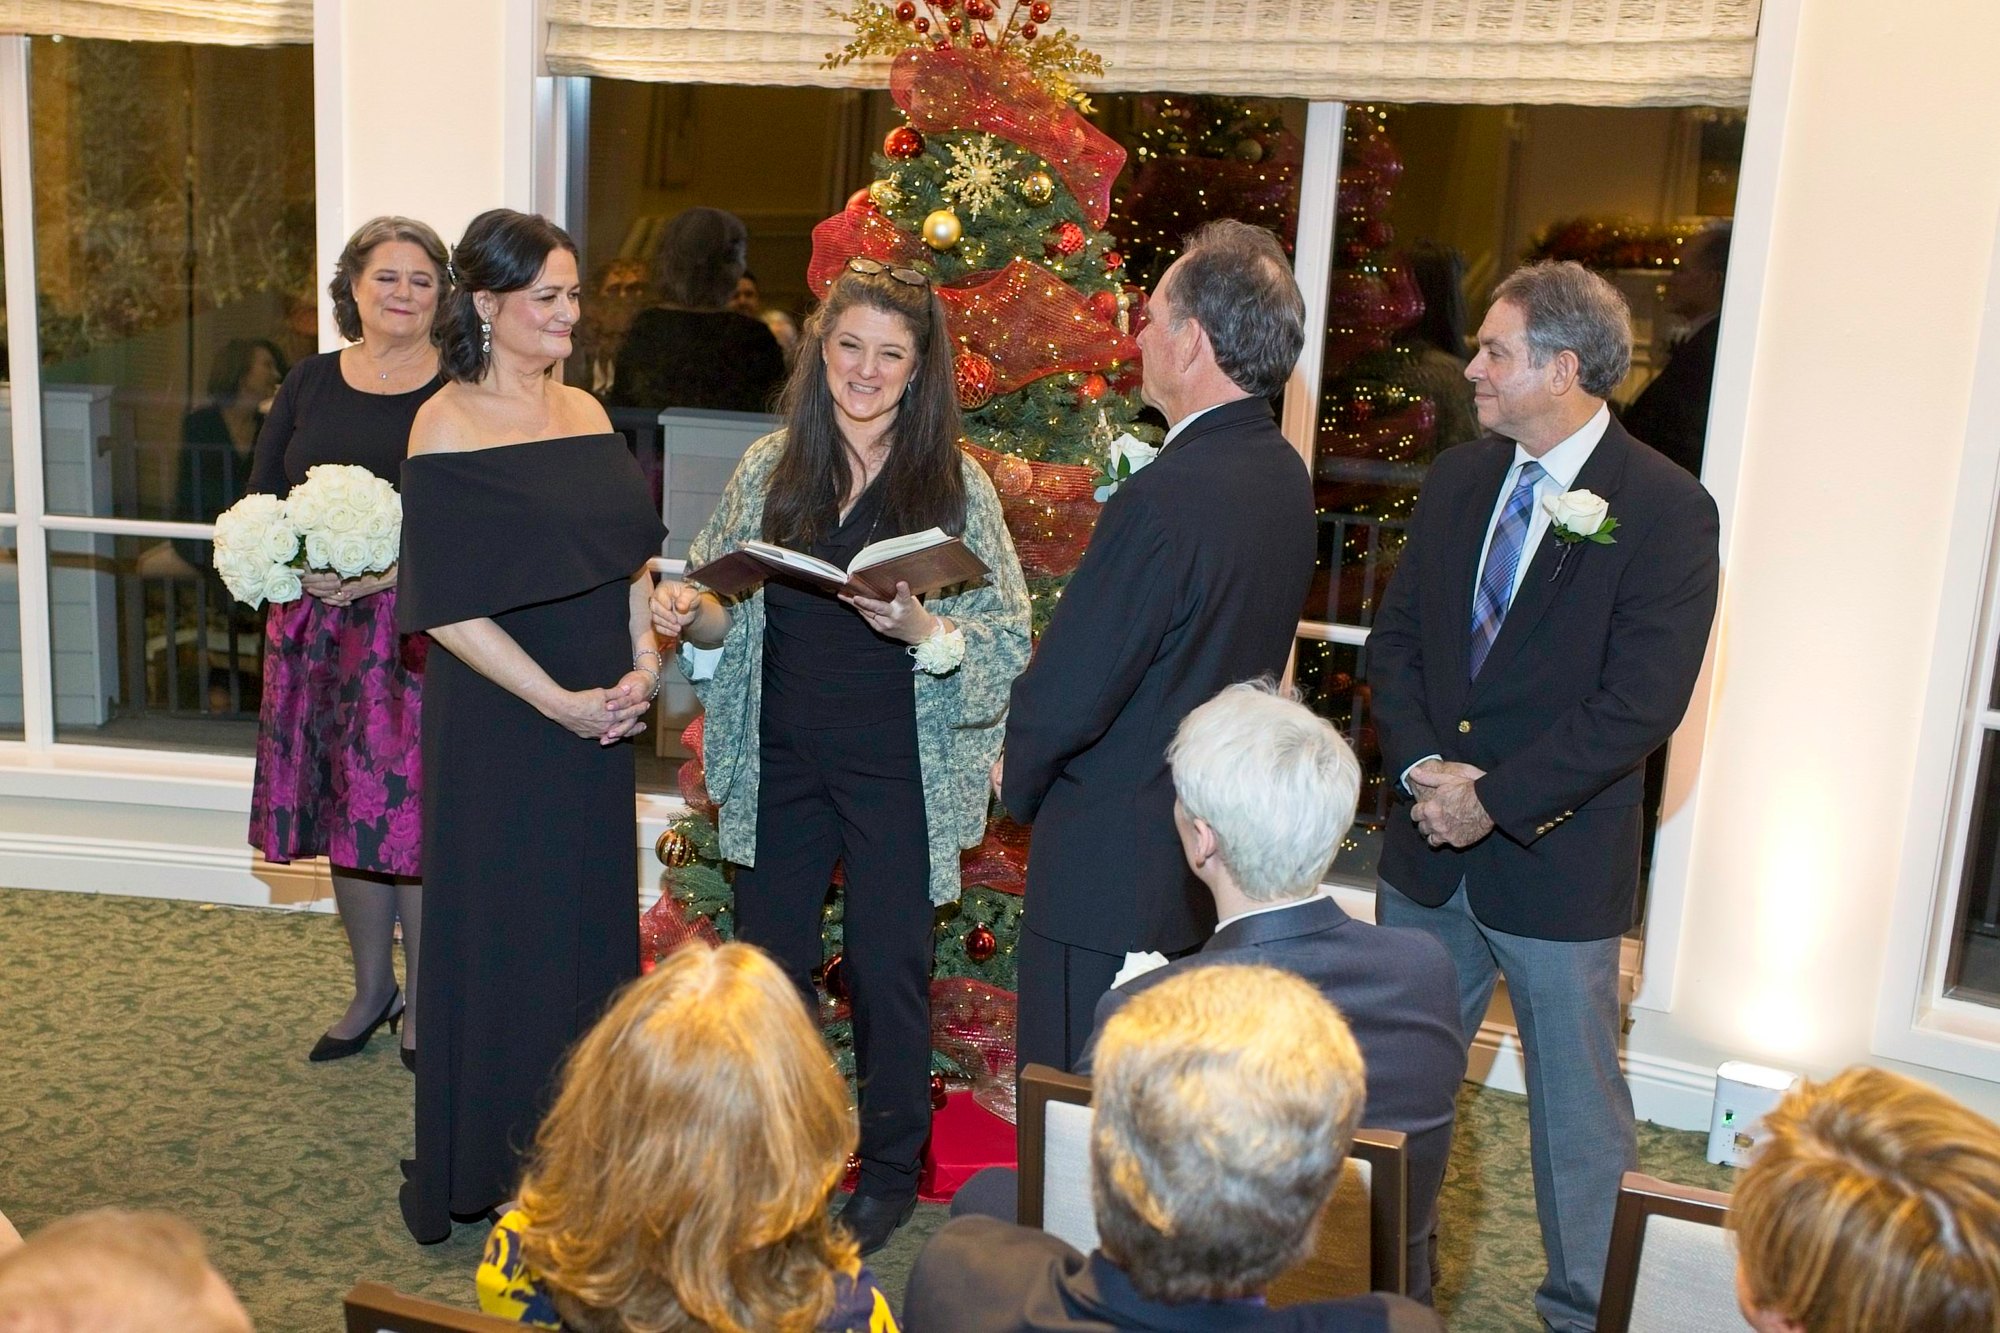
[1731,1066,2000,1333]
[1090,963,1366,1304]
[0,1210,251,1333]
[517,942,859,1333]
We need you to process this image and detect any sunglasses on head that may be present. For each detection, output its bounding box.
[847,256,931,288]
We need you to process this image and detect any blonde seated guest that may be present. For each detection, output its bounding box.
[476,942,898,1333]
[0,1210,253,1333]
[905,964,1444,1332]
[1731,1065,2000,1333]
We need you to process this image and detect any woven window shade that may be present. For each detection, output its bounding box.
[0,1,310,45]
[545,0,1760,106]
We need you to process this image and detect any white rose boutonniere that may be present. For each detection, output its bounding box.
[1093,432,1160,502]
[1542,488,1616,580]
[1544,489,1616,544]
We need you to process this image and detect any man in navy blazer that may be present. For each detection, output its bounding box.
[1085,682,1465,1304]
[1369,261,1721,1331]
[1001,219,1317,1073]
[906,964,1444,1333]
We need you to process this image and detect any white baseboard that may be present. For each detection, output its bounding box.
[0,831,336,909]
[1467,1021,1719,1133]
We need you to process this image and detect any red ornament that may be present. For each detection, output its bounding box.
[1049,220,1087,257]
[1020,21,1038,38]
[1079,373,1108,403]
[846,186,875,213]
[971,29,988,47]
[895,0,916,19]
[966,922,998,963]
[930,1072,950,1110]
[1029,0,1052,20]
[1088,289,1120,323]
[955,350,998,410]
[884,126,925,160]
[1102,250,1124,271]
[914,14,929,31]
[935,0,954,9]
[992,454,1033,497]
[820,952,848,1001]
[947,15,962,32]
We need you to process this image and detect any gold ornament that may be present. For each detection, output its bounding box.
[1233,137,1266,164]
[922,208,963,250]
[1018,170,1055,207]
[655,828,697,868]
[868,177,902,211]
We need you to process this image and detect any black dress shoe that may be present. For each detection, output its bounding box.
[839,1190,917,1256]
[308,989,403,1063]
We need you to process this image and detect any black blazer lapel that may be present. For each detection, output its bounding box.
[1208,896,1351,953]
[1471,423,1633,691]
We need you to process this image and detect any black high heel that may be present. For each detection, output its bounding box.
[400,1046,416,1073]
[307,989,403,1062]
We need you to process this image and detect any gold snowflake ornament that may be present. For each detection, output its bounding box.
[942,134,1011,218]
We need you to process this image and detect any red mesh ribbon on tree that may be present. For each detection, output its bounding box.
[959,815,1032,895]
[938,259,1137,393]
[676,715,716,821]
[807,204,930,296]
[891,46,1124,229]
[931,976,1019,1122]
[963,440,1100,578]
[639,890,722,967]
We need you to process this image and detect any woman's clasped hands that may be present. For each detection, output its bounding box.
[550,670,652,745]
[302,565,397,609]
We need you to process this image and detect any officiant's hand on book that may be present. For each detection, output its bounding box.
[840,581,944,644]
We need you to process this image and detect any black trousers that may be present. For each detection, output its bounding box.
[734,712,934,1199]
[1014,927,1125,1074]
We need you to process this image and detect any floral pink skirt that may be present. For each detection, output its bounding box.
[249,589,426,876]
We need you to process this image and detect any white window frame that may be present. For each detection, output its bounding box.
[1874,202,2000,1080]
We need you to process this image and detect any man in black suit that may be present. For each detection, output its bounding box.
[1369,261,1720,1332]
[1001,219,1317,1072]
[1085,681,1466,1304]
[1620,222,1730,477]
[905,964,1444,1333]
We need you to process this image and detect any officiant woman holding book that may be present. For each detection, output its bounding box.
[652,261,1030,1255]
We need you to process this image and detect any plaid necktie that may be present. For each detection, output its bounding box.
[1468,461,1545,679]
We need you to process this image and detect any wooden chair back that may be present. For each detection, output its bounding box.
[1596,1170,1751,1333]
[342,1282,523,1333]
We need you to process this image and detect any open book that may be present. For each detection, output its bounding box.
[687,527,990,601]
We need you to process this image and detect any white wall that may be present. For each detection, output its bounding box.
[1630,0,2000,1121]
[313,0,539,348]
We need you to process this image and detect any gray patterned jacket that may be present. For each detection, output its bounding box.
[679,431,1032,903]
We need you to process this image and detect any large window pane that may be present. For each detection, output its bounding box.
[1293,637,1384,883]
[1947,731,2000,1008]
[1300,102,1742,891]
[0,529,27,740]
[48,530,260,750]
[32,36,315,525]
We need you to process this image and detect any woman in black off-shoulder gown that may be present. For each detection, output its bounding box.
[394,209,666,1242]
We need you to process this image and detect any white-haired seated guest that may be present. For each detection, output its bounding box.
[0,1209,254,1332]
[906,963,1444,1332]
[956,680,1466,1303]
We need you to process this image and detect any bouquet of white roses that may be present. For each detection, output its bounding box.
[284,464,401,579]
[210,464,401,608]
[211,493,304,608]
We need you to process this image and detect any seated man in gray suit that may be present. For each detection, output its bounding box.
[957,682,1466,1302]
[1085,680,1467,1304]
[906,963,1444,1332]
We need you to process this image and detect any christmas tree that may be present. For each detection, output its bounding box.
[645,1,1148,1114]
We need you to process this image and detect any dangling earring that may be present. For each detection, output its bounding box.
[479,318,492,355]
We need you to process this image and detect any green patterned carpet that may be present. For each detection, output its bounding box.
[0,887,1731,1330]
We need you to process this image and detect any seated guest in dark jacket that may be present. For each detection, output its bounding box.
[955,681,1466,1303]
[1620,221,1729,478]
[609,207,786,415]
[1084,681,1466,1303]
[907,963,1444,1333]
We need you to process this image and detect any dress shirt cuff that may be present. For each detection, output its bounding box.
[1400,754,1443,795]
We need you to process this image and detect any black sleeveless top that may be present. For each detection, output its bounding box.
[761,478,917,729]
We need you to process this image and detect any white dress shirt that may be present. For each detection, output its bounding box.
[1161,400,1227,449]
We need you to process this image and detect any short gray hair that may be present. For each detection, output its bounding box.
[1167,220,1305,398]
[1169,680,1361,901]
[1492,260,1633,397]
[653,206,750,310]
[1091,964,1367,1303]
[328,215,450,343]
